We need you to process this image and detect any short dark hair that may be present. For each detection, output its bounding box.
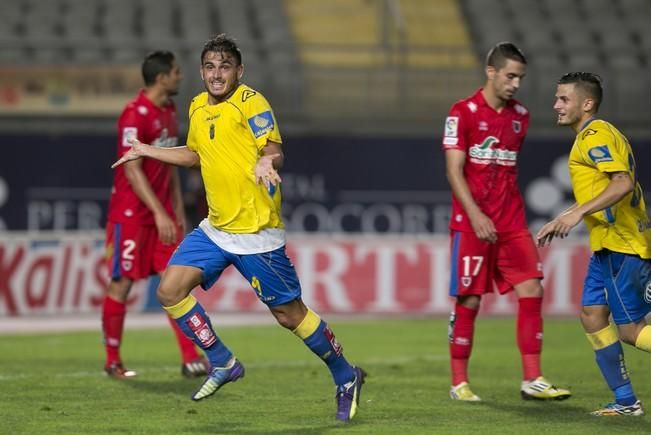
[142,51,176,86]
[558,72,603,111]
[486,42,527,69]
[201,34,242,65]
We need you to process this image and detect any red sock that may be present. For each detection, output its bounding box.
[449,303,479,385]
[102,296,126,366]
[517,297,543,380]
[167,314,201,363]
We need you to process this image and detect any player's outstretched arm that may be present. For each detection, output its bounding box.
[111,138,200,169]
[536,171,633,247]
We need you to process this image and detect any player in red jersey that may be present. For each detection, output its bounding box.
[442,42,571,401]
[102,51,208,379]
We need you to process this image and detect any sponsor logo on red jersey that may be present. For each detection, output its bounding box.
[468,136,518,166]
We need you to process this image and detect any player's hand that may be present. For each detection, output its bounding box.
[536,210,582,247]
[255,153,282,189]
[154,211,177,245]
[535,222,556,248]
[111,138,150,168]
[469,211,497,243]
[536,219,564,247]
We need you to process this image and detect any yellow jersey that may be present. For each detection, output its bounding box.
[569,119,651,258]
[187,84,283,233]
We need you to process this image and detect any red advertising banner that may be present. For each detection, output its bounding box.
[0,233,147,316]
[0,232,590,317]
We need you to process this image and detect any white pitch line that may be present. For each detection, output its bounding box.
[0,354,446,382]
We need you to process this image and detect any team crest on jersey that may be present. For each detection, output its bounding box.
[248,111,275,138]
[587,145,613,163]
[461,276,472,287]
[512,120,521,133]
[121,260,132,271]
[242,89,256,102]
[209,123,215,139]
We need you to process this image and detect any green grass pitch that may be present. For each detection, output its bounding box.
[1,317,650,434]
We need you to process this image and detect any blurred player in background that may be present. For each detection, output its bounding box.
[441,42,571,402]
[538,72,651,416]
[111,35,366,422]
[102,51,208,379]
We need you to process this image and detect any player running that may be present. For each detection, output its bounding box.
[111,35,365,422]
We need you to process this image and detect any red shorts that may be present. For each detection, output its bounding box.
[105,221,180,281]
[449,229,543,296]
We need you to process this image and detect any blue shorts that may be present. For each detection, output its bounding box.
[168,227,301,307]
[582,249,651,324]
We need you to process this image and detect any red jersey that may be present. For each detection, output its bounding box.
[107,90,179,225]
[442,88,529,232]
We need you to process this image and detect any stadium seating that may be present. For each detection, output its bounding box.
[462,0,651,131]
[283,0,479,132]
[0,0,649,135]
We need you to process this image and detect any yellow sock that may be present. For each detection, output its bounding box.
[586,323,619,350]
[163,295,197,319]
[634,325,651,352]
[293,308,321,339]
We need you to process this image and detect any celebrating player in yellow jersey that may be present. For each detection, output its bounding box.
[538,72,651,416]
[112,34,365,422]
